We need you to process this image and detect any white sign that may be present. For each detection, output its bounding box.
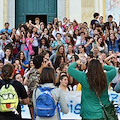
[21,105,31,119]
[61,91,120,120]
[21,91,120,119]
[61,91,82,119]
[109,90,120,120]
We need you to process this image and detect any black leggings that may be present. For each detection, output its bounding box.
[32,46,38,56]
[0,113,22,120]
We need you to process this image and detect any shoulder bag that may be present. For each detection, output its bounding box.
[95,90,118,120]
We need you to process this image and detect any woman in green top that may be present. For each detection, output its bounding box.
[68,59,117,120]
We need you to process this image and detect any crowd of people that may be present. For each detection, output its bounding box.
[0,12,120,120]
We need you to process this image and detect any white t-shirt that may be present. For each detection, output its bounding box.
[16,29,20,36]
[32,34,38,47]
[4,58,12,64]
[0,50,4,60]
[74,36,81,47]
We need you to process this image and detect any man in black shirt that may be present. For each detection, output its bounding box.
[90,12,99,29]
[105,15,113,28]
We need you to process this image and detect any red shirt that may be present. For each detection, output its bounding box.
[14,68,24,76]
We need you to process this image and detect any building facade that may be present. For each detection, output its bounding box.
[0,0,112,29]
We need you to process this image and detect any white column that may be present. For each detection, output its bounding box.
[0,0,4,29]
[99,0,103,16]
[7,0,15,29]
[69,0,81,23]
[95,0,99,12]
[57,0,66,22]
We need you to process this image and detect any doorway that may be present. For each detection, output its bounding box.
[26,15,47,26]
[16,0,57,28]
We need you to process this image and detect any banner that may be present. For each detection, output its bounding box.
[21,91,120,119]
[109,90,120,120]
[61,91,82,119]
[61,91,120,120]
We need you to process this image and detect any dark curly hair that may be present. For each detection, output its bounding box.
[39,37,50,48]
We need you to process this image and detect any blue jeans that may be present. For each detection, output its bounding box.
[24,50,31,61]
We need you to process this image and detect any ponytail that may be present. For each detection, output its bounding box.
[1,64,14,80]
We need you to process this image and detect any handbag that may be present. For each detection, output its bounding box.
[95,90,118,120]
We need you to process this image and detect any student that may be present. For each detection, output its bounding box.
[16,51,29,70]
[90,12,99,29]
[0,64,29,120]
[58,74,72,91]
[13,58,24,76]
[14,73,29,94]
[27,55,52,120]
[21,30,34,61]
[54,55,65,70]
[14,73,24,84]
[0,22,11,35]
[108,33,119,53]
[51,33,65,52]
[33,67,69,120]
[99,16,104,30]
[39,37,51,54]
[27,55,44,120]
[28,17,40,30]
[78,45,87,59]
[95,37,108,53]
[68,59,117,119]
[24,59,35,82]
[105,15,114,28]
[66,44,75,63]
[31,27,39,55]
[50,45,66,64]
[0,33,13,50]
[2,47,14,64]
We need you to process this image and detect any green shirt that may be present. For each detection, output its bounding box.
[68,62,116,119]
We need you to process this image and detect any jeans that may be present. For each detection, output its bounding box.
[24,50,31,61]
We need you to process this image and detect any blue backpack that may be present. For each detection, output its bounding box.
[34,87,56,118]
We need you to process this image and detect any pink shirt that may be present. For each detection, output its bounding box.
[73,25,78,30]
[21,38,33,51]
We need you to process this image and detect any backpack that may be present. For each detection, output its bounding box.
[34,87,56,118]
[0,80,19,112]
